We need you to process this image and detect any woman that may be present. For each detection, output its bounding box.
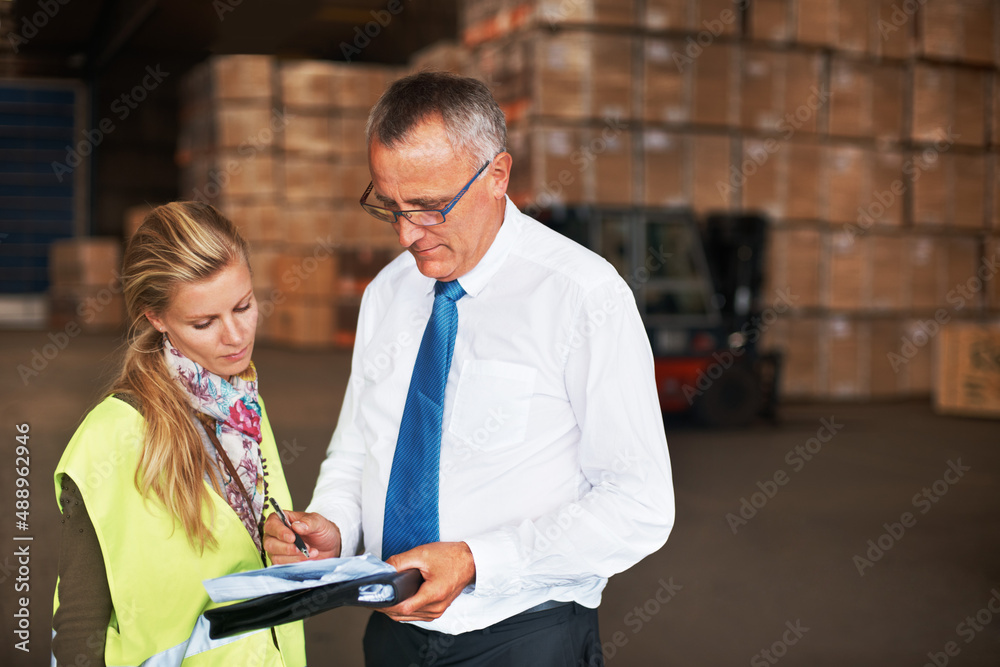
[52,202,306,666]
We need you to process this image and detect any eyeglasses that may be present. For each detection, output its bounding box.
[360,160,491,227]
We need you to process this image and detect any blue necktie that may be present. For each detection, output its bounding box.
[382,280,466,559]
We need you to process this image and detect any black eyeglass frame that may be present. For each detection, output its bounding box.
[359,160,492,227]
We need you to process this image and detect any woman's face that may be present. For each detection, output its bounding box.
[145,262,258,378]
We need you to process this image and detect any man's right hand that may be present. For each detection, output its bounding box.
[263,511,342,564]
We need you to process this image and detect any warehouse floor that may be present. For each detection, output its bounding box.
[2,330,998,667]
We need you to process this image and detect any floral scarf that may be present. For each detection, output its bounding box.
[164,336,265,551]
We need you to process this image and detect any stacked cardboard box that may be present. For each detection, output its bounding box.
[177,56,403,348]
[934,321,1000,418]
[48,239,124,332]
[460,0,999,400]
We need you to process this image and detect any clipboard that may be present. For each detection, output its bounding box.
[205,568,424,639]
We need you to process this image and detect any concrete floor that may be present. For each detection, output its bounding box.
[1,330,998,666]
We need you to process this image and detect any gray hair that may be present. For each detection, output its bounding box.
[366,71,507,170]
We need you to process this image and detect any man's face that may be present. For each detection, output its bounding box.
[367,117,511,282]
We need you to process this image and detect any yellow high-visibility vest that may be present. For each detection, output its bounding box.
[53,395,307,666]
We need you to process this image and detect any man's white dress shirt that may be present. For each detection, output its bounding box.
[308,196,674,634]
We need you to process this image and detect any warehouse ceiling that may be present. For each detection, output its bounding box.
[6,0,458,76]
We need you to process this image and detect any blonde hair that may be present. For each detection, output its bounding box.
[110,201,251,551]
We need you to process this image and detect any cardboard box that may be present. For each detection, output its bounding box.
[994,76,1000,149]
[591,33,633,121]
[739,137,784,218]
[691,42,737,127]
[642,130,685,208]
[945,236,982,309]
[912,152,986,229]
[775,316,822,397]
[910,151,949,227]
[919,0,996,65]
[330,63,399,110]
[869,318,902,396]
[749,0,792,42]
[785,140,824,220]
[337,115,369,161]
[270,297,337,348]
[535,0,636,28]
[766,227,822,309]
[282,154,339,201]
[907,236,941,311]
[869,235,907,310]
[271,250,338,299]
[995,153,1000,228]
[591,127,633,206]
[642,0,689,29]
[911,65,986,147]
[215,103,279,150]
[952,154,987,230]
[643,39,690,123]
[986,237,1000,310]
[825,317,864,397]
[282,112,336,156]
[49,238,122,288]
[216,153,277,199]
[284,203,337,246]
[934,321,1000,417]
[740,48,783,132]
[335,160,374,204]
[49,286,125,332]
[507,122,587,207]
[123,204,154,241]
[218,200,282,245]
[335,295,362,348]
[211,55,276,102]
[873,0,912,59]
[866,150,905,228]
[691,133,731,213]
[825,229,867,310]
[828,58,904,140]
[336,248,397,296]
[280,60,336,109]
[249,247,280,292]
[410,40,475,76]
[741,48,822,134]
[483,29,634,122]
[826,144,867,224]
[692,0,740,36]
[900,318,934,393]
[508,120,633,207]
[533,32,589,119]
[796,0,871,54]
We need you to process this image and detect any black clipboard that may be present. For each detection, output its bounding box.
[205,568,424,639]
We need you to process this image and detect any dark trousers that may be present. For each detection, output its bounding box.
[363,602,604,667]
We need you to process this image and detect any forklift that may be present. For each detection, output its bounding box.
[535,206,781,428]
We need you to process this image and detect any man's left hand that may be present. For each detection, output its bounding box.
[381,541,476,622]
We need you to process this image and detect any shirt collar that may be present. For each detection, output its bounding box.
[419,195,522,298]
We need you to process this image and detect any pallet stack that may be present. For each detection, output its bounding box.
[48,238,124,332]
[176,55,401,348]
[459,0,1000,400]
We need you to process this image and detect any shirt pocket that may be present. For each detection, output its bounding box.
[448,360,537,451]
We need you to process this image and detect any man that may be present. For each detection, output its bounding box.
[265,71,674,666]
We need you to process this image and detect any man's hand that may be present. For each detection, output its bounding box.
[380,542,476,622]
[263,510,342,564]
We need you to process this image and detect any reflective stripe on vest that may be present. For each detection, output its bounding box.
[133,617,265,667]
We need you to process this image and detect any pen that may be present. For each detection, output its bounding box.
[269,497,310,558]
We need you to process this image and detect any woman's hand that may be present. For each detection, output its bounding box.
[263,510,342,564]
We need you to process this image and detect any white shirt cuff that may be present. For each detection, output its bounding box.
[463,529,522,597]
